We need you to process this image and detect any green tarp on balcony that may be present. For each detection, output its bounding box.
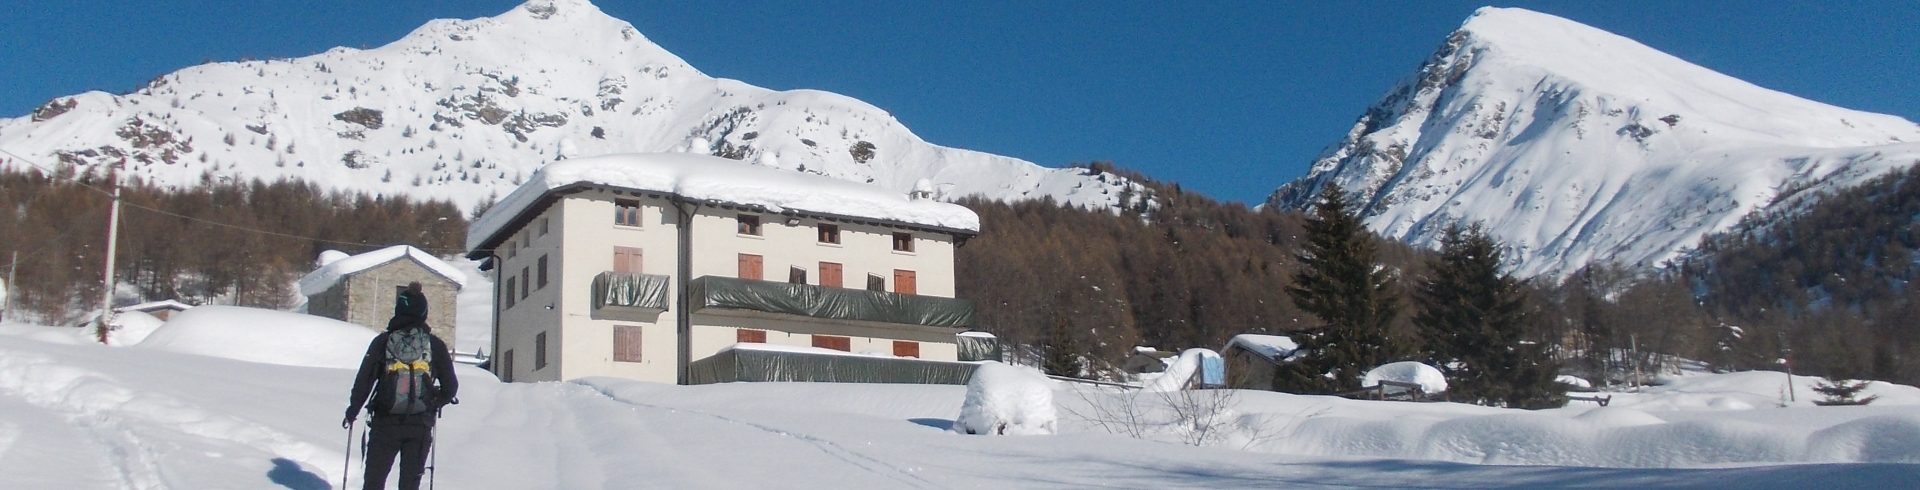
[689,276,974,328]
[688,346,979,385]
[592,271,671,321]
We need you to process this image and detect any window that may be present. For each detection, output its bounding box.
[615,199,642,227]
[892,232,914,252]
[501,350,514,382]
[738,254,763,280]
[520,268,530,300]
[819,262,842,288]
[789,266,807,285]
[539,217,550,237]
[866,274,885,292]
[613,326,643,362]
[614,247,643,274]
[812,335,851,352]
[893,341,920,358]
[737,329,767,343]
[893,269,917,295]
[503,277,517,309]
[737,214,762,236]
[817,223,840,244]
[534,332,548,370]
[521,232,530,249]
[506,240,517,259]
[536,255,549,289]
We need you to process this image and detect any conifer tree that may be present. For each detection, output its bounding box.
[1413,223,1564,408]
[1275,184,1404,394]
[1812,377,1878,406]
[1044,312,1082,378]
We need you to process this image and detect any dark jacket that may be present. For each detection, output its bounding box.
[347,320,459,427]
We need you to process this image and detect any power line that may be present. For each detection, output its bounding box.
[0,148,469,255]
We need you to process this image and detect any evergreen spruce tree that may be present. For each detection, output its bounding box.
[1812,377,1878,406]
[1044,313,1081,378]
[1413,223,1564,408]
[1275,184,1404,394]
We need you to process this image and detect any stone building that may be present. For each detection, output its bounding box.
[299,245,467,345]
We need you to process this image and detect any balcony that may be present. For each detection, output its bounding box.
[688,276,973,329]
[591,271,672,322]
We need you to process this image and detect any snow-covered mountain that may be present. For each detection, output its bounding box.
[1267,7,1920,278]
[0,0,1132,211]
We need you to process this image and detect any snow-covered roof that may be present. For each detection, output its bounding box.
[1362,361,1448,394]
[466,153,982,252]
[114,299,194,313]
[297,245,469,297]
[1225,334,1299,361]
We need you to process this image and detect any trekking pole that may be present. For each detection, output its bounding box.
[341,420,355,490]
[428,423,438,490]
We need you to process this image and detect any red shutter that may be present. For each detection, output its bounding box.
[613,247,643,274]
[613,326,643,362]
[812,335,850,352]
[893,269,917,295]
[738,254,763,280]
[819,262,842,288]
[737,329,767,343]
[893,341,920,358]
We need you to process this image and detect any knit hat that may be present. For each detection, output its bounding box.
[394,282,428,319]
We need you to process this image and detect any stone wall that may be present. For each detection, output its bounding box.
[313,258,461,346]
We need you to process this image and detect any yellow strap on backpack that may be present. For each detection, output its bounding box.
[387,360,432,372]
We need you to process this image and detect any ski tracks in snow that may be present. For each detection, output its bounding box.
[0,344,340,489]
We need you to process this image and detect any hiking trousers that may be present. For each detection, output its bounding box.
[363,422,432,490]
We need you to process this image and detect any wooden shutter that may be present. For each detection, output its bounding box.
[613,326,643,362]
[819,262,843,288]
[614,247,643,273]
[738,254,763,280]
[788,266,807,284]
[893,269,917,295]
[893,341,920,358]
[535,331,548,370]
[737,329,767,343]
[501,350,514,383]
[866,274,885,292]
[812,335,851,352]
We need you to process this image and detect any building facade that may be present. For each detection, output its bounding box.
[469,154,978,384]
[301,245,464,344]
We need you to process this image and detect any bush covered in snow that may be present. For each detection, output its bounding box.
[956,362,1056,435]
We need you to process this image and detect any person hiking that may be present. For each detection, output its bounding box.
[344,282,458,490]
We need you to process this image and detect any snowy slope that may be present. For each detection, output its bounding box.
[1267,7,1920,277]
[5,318,1920,487]
[0,0,1132,212]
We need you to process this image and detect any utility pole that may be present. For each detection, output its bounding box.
[96,183,122,344]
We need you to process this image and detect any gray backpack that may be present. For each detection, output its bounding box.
[378,328,437,415]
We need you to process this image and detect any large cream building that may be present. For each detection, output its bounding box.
[465,153,981,384]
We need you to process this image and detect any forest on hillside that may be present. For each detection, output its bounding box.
[4,161,1918,388]
[0,168,465,323]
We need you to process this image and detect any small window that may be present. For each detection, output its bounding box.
[534,332,549,370]
[539,217,550,237]
[521,232,530,249]
[737,214,762,236]
[867,274,886,292]
[501,350,514,382]
[738,254,764,281]
[819,262,843,288]
[817,223,840,244]
[892,232,914,252]
[536,255,549,289]
[613,326,643,362]
[789,266,808,285]
[615,199,642,227]
[737,329,767,343]
[506,240,517,259]
[812,335,851,352]
[893,341,920,358]
[614,246,643,274]
[503,277,517,309]
[520,268,530,300]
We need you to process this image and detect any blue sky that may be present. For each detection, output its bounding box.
[3,1,1915,204]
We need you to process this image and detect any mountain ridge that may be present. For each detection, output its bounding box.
[1268,7,1920,278]
[0,0,1135,213]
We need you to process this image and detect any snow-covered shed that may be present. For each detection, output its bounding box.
[299,245,467,342]
[464,152,980,385]
[113,299,194,321]
[1222,334,1300,391]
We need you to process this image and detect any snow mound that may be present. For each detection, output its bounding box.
[1141,348,1220,392]
[296,245,468,297]
[468,153,982,250]
[955,362,1056,435]
[1363,361,1447,394]
[1225,334,1298,360]
[315,250,351,267]
[135,306,376,369]
[104,310,166,346]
